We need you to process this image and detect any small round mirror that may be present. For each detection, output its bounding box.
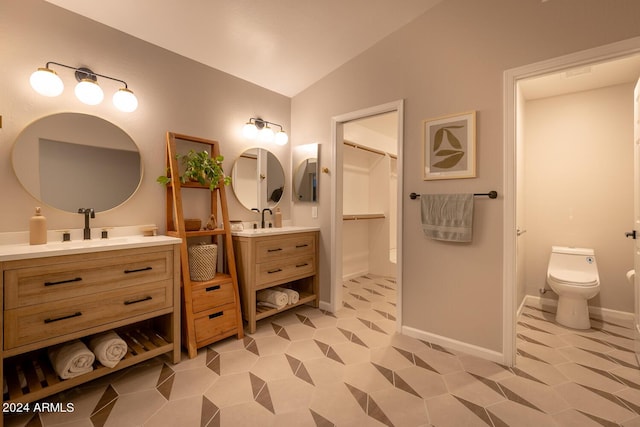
[231,148,284,210]
[12,113,142,212]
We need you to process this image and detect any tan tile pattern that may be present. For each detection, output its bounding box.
[7,281,640,426]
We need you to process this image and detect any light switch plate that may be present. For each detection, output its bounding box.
[311,206,318,218]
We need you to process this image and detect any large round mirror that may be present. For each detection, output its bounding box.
[231,148,284,210]
[12,113,142,213]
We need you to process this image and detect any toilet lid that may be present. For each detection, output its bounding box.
[549,269,599,286]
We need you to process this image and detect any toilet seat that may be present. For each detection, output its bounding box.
[548,269,598,287]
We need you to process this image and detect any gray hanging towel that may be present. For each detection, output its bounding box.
[421,193,474,242]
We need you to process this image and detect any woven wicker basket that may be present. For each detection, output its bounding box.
[188,243,217,281]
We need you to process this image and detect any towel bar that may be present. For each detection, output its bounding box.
[409,191,497,200]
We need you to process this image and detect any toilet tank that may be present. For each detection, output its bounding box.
[551,246,595,257]
[548,246,599,284]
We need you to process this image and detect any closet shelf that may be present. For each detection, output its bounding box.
[343,213,386,221]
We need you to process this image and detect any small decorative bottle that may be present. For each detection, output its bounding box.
[274,207,283,228]
[29,207,47,245]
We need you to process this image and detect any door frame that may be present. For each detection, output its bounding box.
[330,100,404,331]
[503,37,640,366]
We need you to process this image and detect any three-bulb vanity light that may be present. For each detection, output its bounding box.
[242,117,288,145]
[30,62,138,112]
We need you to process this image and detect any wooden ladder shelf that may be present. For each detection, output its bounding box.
[163,132,243,358]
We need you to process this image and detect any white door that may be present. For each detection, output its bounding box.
[633,77,640,362]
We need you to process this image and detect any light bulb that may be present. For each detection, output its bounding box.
[113,88,138,112]
[259,126,275,143]
[75,79,104,105]
[30,67,64,97]
[275,130,288,145]
[242,122,258,139]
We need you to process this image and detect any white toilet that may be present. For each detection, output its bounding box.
[546,246,600,329]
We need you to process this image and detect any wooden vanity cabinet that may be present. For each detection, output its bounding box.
[0,243,181,409]
[232,231,319,333]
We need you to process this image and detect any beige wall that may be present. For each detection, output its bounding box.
[524,83,634,312]
[292,0,640,352]
[1,0,291,234]
[4,0,640,356]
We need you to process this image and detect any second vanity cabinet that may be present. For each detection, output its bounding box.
[0,238,181,407]
[232,229,319,333]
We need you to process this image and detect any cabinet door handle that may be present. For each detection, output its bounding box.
[267,248,283,252]
[124,296,152,305]
[206,285,221,292]
[296,263,309,268]
[267,268,283,274]
[44,277,82,287]
[44,312,82,324]
[296,244,309,248]
[209,311,223,319]
[124,266,153,274]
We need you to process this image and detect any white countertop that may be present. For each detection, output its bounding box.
[231,225,320,237]
[0,234,182,262]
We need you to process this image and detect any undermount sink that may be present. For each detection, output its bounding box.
[231,225,320,237]
[44,237,134,249]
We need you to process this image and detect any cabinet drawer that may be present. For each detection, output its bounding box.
[4,280,172,350]
[256,255,315,287]
[194,303,238,343]
[191,277,236,313]
[4,250,173,309]
[255,234,315,263]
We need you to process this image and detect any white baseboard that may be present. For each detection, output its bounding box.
[318,300,333,312]
[401,325,504,364]
[522,295,634,323]
[342,270,369,282]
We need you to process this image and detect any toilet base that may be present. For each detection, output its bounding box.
[555,296,591,329]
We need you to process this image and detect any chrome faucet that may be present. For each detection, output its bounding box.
[251,208,272,228]
[78,208,95,240]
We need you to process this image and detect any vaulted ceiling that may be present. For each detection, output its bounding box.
[45,0,443,97]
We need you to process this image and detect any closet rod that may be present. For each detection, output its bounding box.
[409,191,498,200]
[343,141,386,157]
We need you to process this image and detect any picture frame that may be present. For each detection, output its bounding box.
[422,110,476,180]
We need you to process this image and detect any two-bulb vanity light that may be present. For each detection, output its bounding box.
[242,117,288,145]
[30,62,138,112]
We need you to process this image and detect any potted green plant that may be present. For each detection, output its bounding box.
[157,150,231,191]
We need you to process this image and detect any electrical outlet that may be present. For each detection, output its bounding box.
[311,206,318,218]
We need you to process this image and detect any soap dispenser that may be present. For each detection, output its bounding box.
[274,207,282,228]
[29,207,47,245]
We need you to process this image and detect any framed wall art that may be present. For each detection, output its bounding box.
[422,110,476,180]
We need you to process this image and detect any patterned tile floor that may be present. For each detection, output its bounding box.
[5,276,640,426]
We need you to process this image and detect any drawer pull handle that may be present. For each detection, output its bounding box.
[44,312,82,324]
[296,263,309,268]
[209,311,223,319]
[206,285,221,292]
[268,268,283,274]
[44,277,82,287]
[296,244,309,248]
[124,296,152,305]
[124,266,153,274]
[267,248,283,252]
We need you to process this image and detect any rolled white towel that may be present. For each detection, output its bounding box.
[48,340,95,379]
[274,287,299,305]
[89,331,128,368]
[256,289,288,309]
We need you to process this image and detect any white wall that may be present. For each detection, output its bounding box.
[1,0,291,234]
[524,83,635,312]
